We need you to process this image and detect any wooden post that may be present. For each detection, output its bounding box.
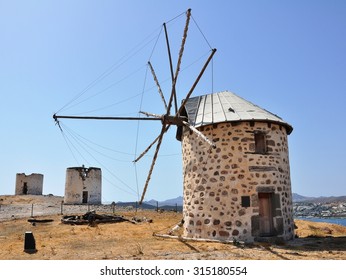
[156,201,159,212]
[175,203,178,213]
[135,201,138,213]
[31,204,34,218]
[60,201,63,215]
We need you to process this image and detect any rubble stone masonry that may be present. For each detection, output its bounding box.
[181,121,294,243]
[15,173,43,195]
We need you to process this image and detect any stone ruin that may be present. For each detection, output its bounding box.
[64,166,102,204]
[15,173,43,195]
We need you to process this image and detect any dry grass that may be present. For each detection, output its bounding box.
[0,195,345,260]
[0,211,345,260]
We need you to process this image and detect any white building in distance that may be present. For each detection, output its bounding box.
[64,166,102,204]
[15,173,43,195]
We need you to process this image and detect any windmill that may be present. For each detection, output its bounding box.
[53,9,216,204]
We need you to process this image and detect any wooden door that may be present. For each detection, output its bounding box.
[258,193,274,236]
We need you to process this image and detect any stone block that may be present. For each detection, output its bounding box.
[24,231,37,253]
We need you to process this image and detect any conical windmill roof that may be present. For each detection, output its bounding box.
[182,91,293,134]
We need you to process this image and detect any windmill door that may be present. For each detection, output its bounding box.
[23,182,28,195]
[258,193,274,236]
[82,191,88,204]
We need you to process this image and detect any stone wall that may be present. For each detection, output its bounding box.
[15,173,43,195]
[181,121,294,243]
[64,167,102,204]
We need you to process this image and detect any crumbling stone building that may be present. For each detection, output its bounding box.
[178,91,294,243]
[15,173,43,195]
[64,166,102,204]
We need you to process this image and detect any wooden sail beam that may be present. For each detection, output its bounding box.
[139,111,162,118]
[148,61,168,111]
[133,124,171,163]
[172,8,191,116]
[139,123,167,204]
[182,121,216,148]
[164,8,192,116]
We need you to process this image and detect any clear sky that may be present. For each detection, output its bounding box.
[1,0,345,203]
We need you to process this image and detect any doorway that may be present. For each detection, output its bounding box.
[82,191,88,204]
[258,193,274,236]
[23,182,28,195]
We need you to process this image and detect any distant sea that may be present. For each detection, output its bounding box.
[295,217,346,227]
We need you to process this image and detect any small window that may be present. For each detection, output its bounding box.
[241,196,250,207]
[255,132,266,154]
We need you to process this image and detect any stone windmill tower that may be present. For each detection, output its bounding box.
[177,91,294,243]
[53,10,294,243]
[64,166,102,204]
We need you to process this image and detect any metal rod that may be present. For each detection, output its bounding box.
[53,114,162,121]
[163,22,174,80]
[177,48,217,116]
[163,22,175,115]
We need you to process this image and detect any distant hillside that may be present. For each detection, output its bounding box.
[144,196,183,207]
[292,193,314,202]
[292,193,346,204]
[116,201,183,212]
[303,196,346,204]
[117,194,346,209]
[116,196,183,212]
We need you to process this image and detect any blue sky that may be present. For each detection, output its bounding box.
[1,0,345,202]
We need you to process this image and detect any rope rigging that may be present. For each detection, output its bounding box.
[53,8,216,205]
[56,25,164,115]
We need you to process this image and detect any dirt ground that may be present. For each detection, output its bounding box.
[0,195,345,260]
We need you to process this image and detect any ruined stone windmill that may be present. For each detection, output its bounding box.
[54,9,295,243]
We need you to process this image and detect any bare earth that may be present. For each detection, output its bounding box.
[0,195,345,260]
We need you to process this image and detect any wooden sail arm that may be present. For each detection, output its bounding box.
[147,61,168,111]
[139,123,167,204]
[172,8,191,115]
[133,125,170,163]
[164,8,192,116]
[182,121,216,148]
[139,111,162,119]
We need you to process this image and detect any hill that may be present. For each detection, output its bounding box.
[292,193,346,203]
